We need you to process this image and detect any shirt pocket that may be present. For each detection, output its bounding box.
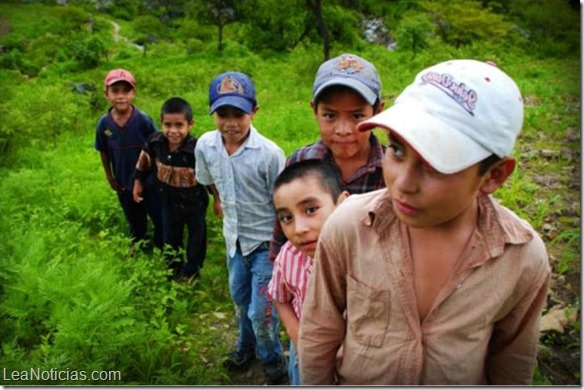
[347,275,390,348]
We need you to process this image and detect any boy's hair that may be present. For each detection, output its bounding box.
[274,159,343,202]
[161,97,193,123]
[314,85,381,111]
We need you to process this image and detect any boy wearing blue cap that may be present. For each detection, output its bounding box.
[269,53,387,261]
[195,72,288,384]
[298,60,551,385]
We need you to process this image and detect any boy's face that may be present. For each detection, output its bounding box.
[213,105,256,146]
[105,81,135,112]
[274,175,338,258]
[383,135,490,229]
[312,88,380,162]
[162,113,193,148]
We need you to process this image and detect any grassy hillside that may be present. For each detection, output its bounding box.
[0,2,580,385]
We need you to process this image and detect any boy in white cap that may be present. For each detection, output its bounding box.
[195,71,288,384]
[269,53,387,262]
[298,59,551,385]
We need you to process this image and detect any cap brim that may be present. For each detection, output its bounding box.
[314,78,377,105]
[106,78,135,87]
[209,96,254,115]
[358,103,490,174]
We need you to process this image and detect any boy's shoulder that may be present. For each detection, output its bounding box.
[327,189,389,226]
[249,127,284,153]
[288,140,327,162]
[196,130,220,147]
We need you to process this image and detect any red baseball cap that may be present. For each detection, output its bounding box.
[104,68,136,88]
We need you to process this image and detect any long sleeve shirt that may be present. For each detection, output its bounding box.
[195,126,285,257]
[268,134,386,261]
[298,189,551,385]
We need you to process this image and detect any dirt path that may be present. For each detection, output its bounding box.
[109,20,143,51]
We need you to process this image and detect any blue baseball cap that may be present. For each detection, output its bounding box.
[209,71,256,115]
[313,53,382,105]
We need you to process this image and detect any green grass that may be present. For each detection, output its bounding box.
[0,2,580,386]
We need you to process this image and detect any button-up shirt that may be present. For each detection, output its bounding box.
[267,241,314,319]
[269,134,386,261]
[299,189,551,385]
[195,126,285,257]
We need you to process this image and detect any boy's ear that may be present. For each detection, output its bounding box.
[479,157,516,195]
[250,105,260,119]
[374,99,385,114]
[336,190,350,205]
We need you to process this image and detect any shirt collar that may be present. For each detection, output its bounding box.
[316,133,385,170]
[210,125,260,149]
[363,192,533,266]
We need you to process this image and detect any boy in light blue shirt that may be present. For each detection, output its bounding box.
[195,71,288,385]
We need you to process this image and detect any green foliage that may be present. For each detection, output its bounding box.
[0,1,580,385]
[506,0,580,57]
[66,35,107,70]
[394,11,435,55]
[421,0,515,48]
[240,0,308,51]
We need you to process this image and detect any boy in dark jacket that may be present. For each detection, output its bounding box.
[133,97,209,279]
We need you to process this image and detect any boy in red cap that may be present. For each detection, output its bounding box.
[298,59,551,385]
[95,68,162,251]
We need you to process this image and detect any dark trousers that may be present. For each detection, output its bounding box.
[161,200,208,277]
[118,187,163,248]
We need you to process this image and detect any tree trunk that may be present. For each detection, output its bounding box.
[218,22,224,51]
[307,0,330,61]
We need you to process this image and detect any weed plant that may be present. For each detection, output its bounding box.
[0,2,580,385]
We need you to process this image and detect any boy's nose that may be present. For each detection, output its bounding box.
[394,165,418,194]
[334,119,353,135]
[294,218,310,236]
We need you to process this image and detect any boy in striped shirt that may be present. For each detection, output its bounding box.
[267,159,348,385]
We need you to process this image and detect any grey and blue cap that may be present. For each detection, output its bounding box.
[312,53,382,105]
[209,71,257,115]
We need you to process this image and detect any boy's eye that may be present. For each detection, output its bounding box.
[278,214,292,224]
[388,143,405,158]
[305,206,319,215]
[352,113,366,120]
[322,112,335,120]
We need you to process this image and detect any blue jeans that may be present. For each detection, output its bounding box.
[161,200,208,277]
[227,241,284,372]
[118,186,163,248]
[288,342,300,385]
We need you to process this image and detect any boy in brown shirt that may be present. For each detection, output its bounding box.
[298,59,551,385]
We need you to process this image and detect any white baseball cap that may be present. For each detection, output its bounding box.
[358,59,524,174]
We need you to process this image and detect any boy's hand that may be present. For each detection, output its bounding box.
[107,176,123,193]
[132,180,143,202]
[213,199,223,218]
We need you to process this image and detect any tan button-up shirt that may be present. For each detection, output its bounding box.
[298,189,550,385]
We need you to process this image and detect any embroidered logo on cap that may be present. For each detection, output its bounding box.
[217,76,244,95]
[336,55,364,74]
[421,71,477,116]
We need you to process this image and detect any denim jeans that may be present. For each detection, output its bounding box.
[227,241,284,372]
[161,200,208,277]
[288,342,301,385]
[118,186,163,248]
